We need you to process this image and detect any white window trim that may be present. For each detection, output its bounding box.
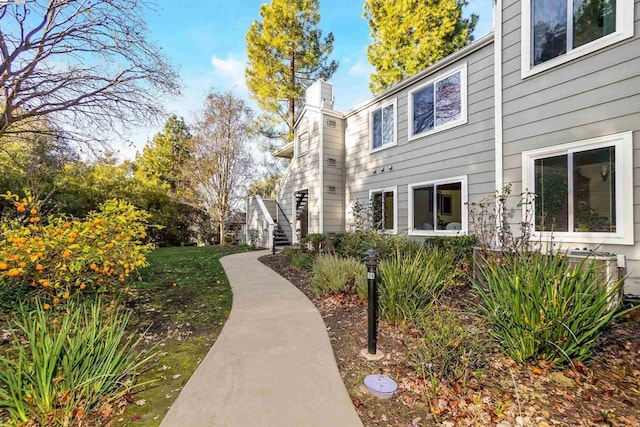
[521,0,635,78]
[369,98,398,153]
[369,186,398,234]
[521,131,633,245]
[297,131,309,157]
[408,63,468,141]
[408,176,469,236]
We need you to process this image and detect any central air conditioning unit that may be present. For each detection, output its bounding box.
[566,250,625,309]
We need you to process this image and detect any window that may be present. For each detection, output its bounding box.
[370,99,396,152]
[522,0,634,76]
[522,132,633,245]
[297,132,308,156]
[409,65,467,139]
[408,176,468,235]
[369,187,397,233]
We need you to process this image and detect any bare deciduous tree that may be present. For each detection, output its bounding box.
[192,90,254,245]
[0,0,179,146]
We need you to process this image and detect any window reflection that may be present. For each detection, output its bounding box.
[534,147,616,233]
[532,0,567,65]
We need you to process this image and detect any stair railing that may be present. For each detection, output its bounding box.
[276,200,291,226]
[253,195,275,249]
[295,192,308,211]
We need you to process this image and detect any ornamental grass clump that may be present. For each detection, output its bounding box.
[410,305,489,383]
[310,254,366,298]
[0,298,152,426]
[282,247,315,270]
[378,247,456,324]
[473,251,625,364]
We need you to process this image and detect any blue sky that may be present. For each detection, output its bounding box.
[118,0,494,158]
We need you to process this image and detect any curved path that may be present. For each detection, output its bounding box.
[160,250,362,427]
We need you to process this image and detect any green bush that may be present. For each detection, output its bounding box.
[473,251,626,364]
[281,247,314,270]
[223,232,236,244]
[332,231,407,260]
[280,246,298,260]
[378,247,456,324]
[247,229,260,248]
[301,233,327,254]
[0,298,151,425]
[410,305,488,383]
[310,254,366,298]
[423,235,476,276]
[291,251,314,270]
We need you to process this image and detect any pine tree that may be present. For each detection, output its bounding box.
[136,114,194,197]
[364,0,478,94]
[245,0,338,141]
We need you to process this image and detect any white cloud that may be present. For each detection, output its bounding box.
[210,53,248,93]
[348,60,372,78]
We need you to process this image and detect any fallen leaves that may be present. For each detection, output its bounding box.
[261,254,640,427]
[101,407,112,419]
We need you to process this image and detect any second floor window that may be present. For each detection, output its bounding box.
[532,0,616,66]
[410,71,462,136]
[410,67,465,138]
[523,0,633,75]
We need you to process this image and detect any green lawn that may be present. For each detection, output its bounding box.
[113,245,242,426]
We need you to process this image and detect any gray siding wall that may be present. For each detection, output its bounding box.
[344,42,496,234]
[322,113,345,234]
[500,0,640,293]
[277,109,322,239]
[263,199,277,221]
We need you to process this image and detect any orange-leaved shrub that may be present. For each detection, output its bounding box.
[0,192,152,305]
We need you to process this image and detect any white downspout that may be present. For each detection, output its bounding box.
[319,110,324,233]
[494,0,504,242]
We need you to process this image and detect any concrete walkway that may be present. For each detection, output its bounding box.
[160,250,362,427]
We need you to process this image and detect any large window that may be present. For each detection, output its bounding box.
[408,177,468,235]
[409,65,467,139]
[370,187,397,233]
[522,132,633,244]
[522,0,634,76]
[370,99,396,152]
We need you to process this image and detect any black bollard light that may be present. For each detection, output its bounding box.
[365,248,379,355]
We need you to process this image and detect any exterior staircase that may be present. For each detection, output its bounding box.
[273,222,290,252]
[295,192,308,220]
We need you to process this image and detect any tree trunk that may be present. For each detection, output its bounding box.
[219,220,226,246]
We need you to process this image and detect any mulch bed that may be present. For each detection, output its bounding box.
[259,254,640,427]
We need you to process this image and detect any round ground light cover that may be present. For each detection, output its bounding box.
[363,374,398,399]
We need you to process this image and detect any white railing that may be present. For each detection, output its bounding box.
[248,195,276,249]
